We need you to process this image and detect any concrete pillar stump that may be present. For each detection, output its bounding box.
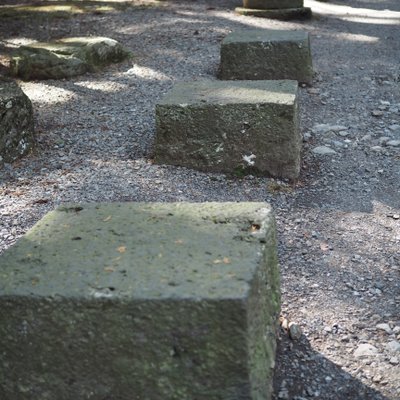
[0,202,280,400]
[155,80,301,180]
[236,0,312,20]
[219,30,313,86]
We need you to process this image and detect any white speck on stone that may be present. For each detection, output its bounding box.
[215,143,224,153]
[354,343,378,358]
[242,153,256,166]
[312,146,337,155]
[89,288,114,298]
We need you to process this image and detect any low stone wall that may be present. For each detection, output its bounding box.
[155,80,301,179]
[0,202,280,400]
[0,77,34,166]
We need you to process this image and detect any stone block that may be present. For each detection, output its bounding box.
[10,37,131,80]
[155,80,300,179]
[220,30,313,85]
[0,202,280,400]
[235,6,312,20]
[0,77,34,166]
[243,0,304,9]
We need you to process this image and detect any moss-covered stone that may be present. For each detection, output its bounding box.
[10,37,131,80]
[0,77,34,166]
[243,0,304,9]
[155,80,301,179]
[0,202,280,400]
[220,30,313,85]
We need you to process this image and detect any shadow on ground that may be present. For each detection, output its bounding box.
[273,332,390,400]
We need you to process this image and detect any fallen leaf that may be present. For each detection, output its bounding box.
[103,215,112,222]
[214,257,231,264]
[320,242,330,251]
[250,224,260,232]
[33,198,50,204]
[117,246,126,253]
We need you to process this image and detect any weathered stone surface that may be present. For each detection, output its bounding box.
[0,77,34,165]
[10,37,131,80]
[220,30,313,85]
[155,80,300,179]
[243,0,304,9]
[0,202,280,400]
[235,7,312,20]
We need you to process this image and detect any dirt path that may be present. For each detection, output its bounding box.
[1,0,399,398]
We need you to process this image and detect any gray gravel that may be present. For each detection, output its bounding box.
[1,0,400,398]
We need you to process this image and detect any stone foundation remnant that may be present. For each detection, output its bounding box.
[0,202,280,400]
[0,77,34,166]
[10,37,131,80]
[235,0,312,20]
[219,30,313,86]
[154,80,301,179]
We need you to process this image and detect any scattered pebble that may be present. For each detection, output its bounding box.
[376,323,392,334]
[312,146,337,155]
[354,344,379,358]
[386,341,400,353]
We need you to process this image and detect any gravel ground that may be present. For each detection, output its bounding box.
[1,0,400,398]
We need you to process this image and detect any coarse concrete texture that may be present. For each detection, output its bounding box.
[235,7,312,20]
[10,37,131,80]
[155,80,301,179]
[0,77,34,166]
[0,202,280,400]
[220,29,313,85]
[242,0,304,10]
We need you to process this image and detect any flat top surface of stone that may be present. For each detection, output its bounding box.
[222,29,309,44]
[158,80,298,106]
[0,202,273,300]
[24,37,118,53]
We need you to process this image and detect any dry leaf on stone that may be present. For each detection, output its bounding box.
[117,246,126,253]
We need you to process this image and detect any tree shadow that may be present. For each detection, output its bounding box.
[273,331,391,400]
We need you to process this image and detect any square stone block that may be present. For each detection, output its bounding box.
[155,80,300,179]
[243,0,304,9]
[235,7,312,20]
[0,202,280,400]
[220,30,313,85]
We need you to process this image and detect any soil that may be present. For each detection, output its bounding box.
[0,0,399,399]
